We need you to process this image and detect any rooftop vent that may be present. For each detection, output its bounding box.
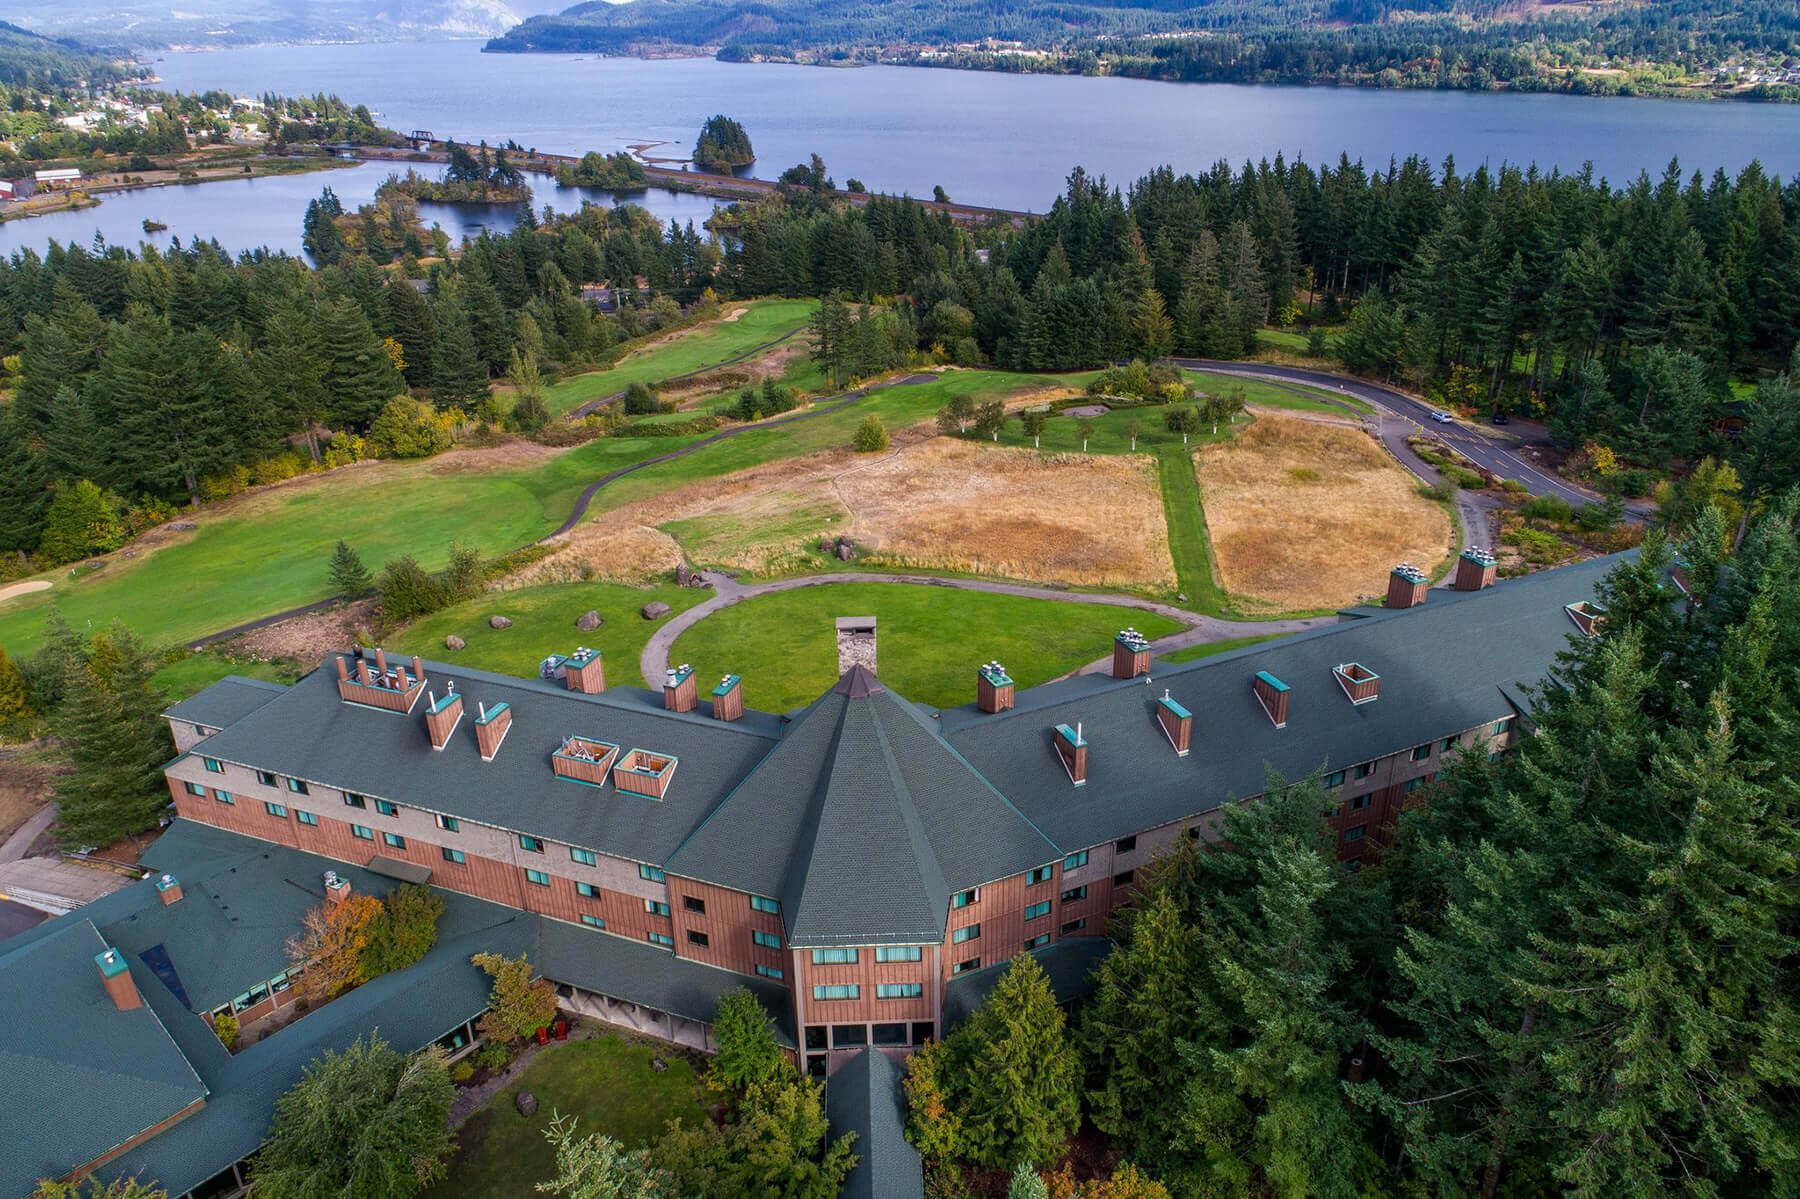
[335,648,427,713]
[553,735,620,786]
[1566,600,1606,637]
[1053,722,1088,786]
[1386,563,1429,609]
[711,674,743,722]
[1455,547,1497,591]
[424,688,463,751]
[1333,662,1381,705]
[563,646,606,694]
[977,661,1014,714]
[836,616,878,676]
[475,701,513,762]
[1155,690,1192,756]
[614,748,678,800]
[323,870,351,905]
[154,873,182,906]
[1253,670,1290,728]
[95,947,142,1011]
[1112,628,1151,679]
[664,663,697,713]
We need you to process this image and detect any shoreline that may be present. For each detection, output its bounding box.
[0,155,358,225]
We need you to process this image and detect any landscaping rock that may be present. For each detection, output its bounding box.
[169,522,197,532]
[836,543,854,560]
[575,610,603,631]
[818,537,834,555]
[489,615,513,630]
[651,1057,668,1073]
[641,602,671,620]
[444,635,466,651]
[675,562,693,587]
[515,1091,538,1117]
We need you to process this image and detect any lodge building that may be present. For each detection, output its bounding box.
[0,549,1615,1198]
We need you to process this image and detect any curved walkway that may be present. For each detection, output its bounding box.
[639,570,1333,691]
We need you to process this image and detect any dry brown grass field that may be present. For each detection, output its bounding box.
[515,435,1174,591]
[1196,412,1452,610]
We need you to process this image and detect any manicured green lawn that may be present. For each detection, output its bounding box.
[429,1035,708,1199]
[388,582,707,684]
[1185,369,1373,416]
[1161,633,1286,664]
[669,583,1185,712]
[1156,449,1231,618]
[545,300,818,416]
[151,651,303,700]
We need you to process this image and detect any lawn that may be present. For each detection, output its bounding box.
[1161,632,1287,664]
[1156,449,1231,616]
[151,651,303,701]
[428,1035,708,1199]
[544,300,817,416]
[388,581,708,685]
[668,582,1185,712]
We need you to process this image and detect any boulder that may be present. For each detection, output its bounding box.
[675,562,693,587]
[818,537,834,555]
[836,543,854,560]
[444,635,466,651]
[489,615,513,630]
[651,1057,668,1074]
[169,522,198,532]
[515,1091,538,1117]
[575,610,603,631]
[641,601,671,621]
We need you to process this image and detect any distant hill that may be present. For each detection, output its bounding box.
[8,0,572,49]
[0,19,137,87]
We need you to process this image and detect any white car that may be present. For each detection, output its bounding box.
[1430,410,1454,424]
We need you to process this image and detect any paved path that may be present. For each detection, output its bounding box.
[0,805,54,864]
[639,570,1334,691]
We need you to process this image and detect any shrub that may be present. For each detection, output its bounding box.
[623,382,659,415]
[1520,495,1575,523]
[852,414,889,452]
[37,479,126,565]
[367,396,452,459]
[474,1039,509,1070]
[450,1060,474,1083]
[376,554,443,622]
[358,884,442,978]
[1575,497,1626,532]
[213,1010,239,1050]
[472,952,558,1044]
[320,432,366,468]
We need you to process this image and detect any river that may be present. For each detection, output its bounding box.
[8,39,1799,258]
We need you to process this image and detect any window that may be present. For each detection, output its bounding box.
[1025,866,1054,886]
[580,914,606,929]
[1113,869,1135,887]
[638,864,666,883]
[1023,933,1051,950]
[756,964,784,980]
[1353,761,1376,780]
[193,723,208,738]
[202,758,223,774]
[519,834,544,854]
[435,813,458,832]
[525,869,550,886]
[875,946,921,963]
[811,948,859,964]
[1492,717,1514,735]
[576,882,601,899]
[753,930,782,950]
[813,984,860,1001]
[952,957,982,975]
[1061,918,1088,935]
[1344,825,1367,842]
[877,983,924,1000]
[647,932,674,947]
[183,781,206,797]
[1114,835,1137,854]
[686,930,710,947]
[1062,850,1089,870]
[213,789,233,805]
[442,847,466,864]
[374,799,397,816]
[1404,777,1426,795]
[351,824,374,840]
[1411,744,1432,762]
[951,888,979,908]
[297,810,318,827]
[951,924,980,944]
[805,1026,827,1051]
[570,847,597,867]
[1059,885,1088,903]
[288,778,309,793]
[645,900,670,917]
[256,770,276,786]
[382,832,405,850]
[683,896,706,914]
[1350,793,1372,810]
[750,895,780,914]
[264,802,287,819]
[1024,900,1052,921]
[832,1024,867,1047]
[1323,769,1347,788]
[1440,736,1459,753]
[343,792,366,809]
[874,1022,909,1046]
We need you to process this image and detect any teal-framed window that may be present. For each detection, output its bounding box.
[442,847,466,864]
[1025,866,1053,886]
[1350,793,1372,810]
[382,831,405,850]
[756,964,784,980]
[1059,885,1087,903]
[1440,736,1459,752]
[1492,717,1513,735]
[1404,777,1426,795]
[202,757,223,773]
[183,781,206,797]
[1323,769,1347,788]
[374,799,398,816]
[264,802,287,819]
[1024,900,1052,921]
[753,930,782,949]
[286,778,309,795]
[1411,744,1432,762]
[1353,761,1376,779]
[344,792,367,809]
[952,957,982,975]
[683,896,706,914]
[525,869,550,886]
[297,810,318,827]
[577,882,601,899]
[580,914,606,929]
[350,824,373,840]
[1061,917,1087,935]
[647,932,674,947]
[951,924,980,944]
[875,946,921,963]
[750,894,780,914]
[571,847,598,867]
[812,984,860,1001]
[519,834,545,854]
[877,983,923,999]
[256,770,277,786]
[645,900,670,917]
[213,789,233,805]
[638,864,666,883]
[811,947,858,964]
[1023,933,1051,950]
[1062,850,1089,870]
[435,813,458,832]
[1344,825,1367,842]
[951,888,979,908]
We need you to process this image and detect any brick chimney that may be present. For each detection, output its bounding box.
[1386,563,1429,609]
[711,674,743,722]
[337,647,426,713]
[1253,670,1289,728]
[1454,547,1497,591]
[664,664,697,713]
[1111,628,1151,679]
[474,701,512,761]
[977,662,1014,714]
[563,647,606,694]
[425,685,463,750]
[1333,662,1381,705]
[835,617,877,676]
[324,871,351,905]
[1155,691,1191,756]
[153,873,182,906]
[95,947,141,1011]
[1053,722,1087,786]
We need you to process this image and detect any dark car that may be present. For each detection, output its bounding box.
[1489,411,1511,425]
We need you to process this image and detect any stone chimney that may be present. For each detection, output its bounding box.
[1454,547,1497,591]
[324,870,351,905]
[1155,691,1191,756]
[1053,722,1087,786]
[664,664,697,713]
[425,685,463,751]
[154,873,182,906]
[95,947,141,1011]
[1111,628,1151,679]
[474,701,513,761]
[835,617,877,676]
[563,647,606,694]
[977,662,1014,714]
[711,674,743,722]
[1333,662,1381,705]
[1386,563,1429,609]
[1253,670,1290,728]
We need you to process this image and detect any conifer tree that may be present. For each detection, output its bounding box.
[317,297,404,429]
[48,619,172,849]
[328,540,373,596]
[949,955,1081,1169]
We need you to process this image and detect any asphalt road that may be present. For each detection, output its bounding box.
[0,898,46,938]
[1177,359,1596,510]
